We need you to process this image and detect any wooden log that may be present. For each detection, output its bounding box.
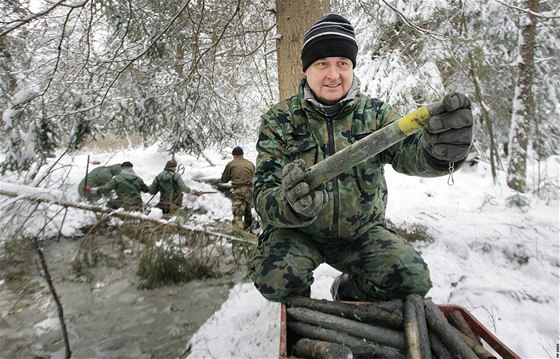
[287,307,405,350]
[448,311,482,346]
[409,294,432,359]
[423,299,479,359]
[293,338,353,359]
[284,296,403,329]
[451,327,497,359]
[428,329,456,359]
[376,298,404,311]
[288,321,406,359]
[404,297,422,359]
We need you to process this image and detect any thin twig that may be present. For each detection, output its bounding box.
[31,236,72,359]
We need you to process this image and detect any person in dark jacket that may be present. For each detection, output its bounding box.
[220,147,256,230]
[78,163,121,202]
[250,13,473,303]
[149,160,202,215]
[84,161,150,211]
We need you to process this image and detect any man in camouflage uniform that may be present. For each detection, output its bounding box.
[220,146,256,230]
[78,163,121,202]
[149,160,202,215]
[251,13,473,302]
[85,161,150,211]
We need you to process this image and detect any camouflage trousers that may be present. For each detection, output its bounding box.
[231,186,253,229]
[250,225,432,302]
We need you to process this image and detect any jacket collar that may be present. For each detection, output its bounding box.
[302,74,361,118]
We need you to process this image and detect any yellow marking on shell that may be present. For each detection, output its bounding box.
[396,106,431,135]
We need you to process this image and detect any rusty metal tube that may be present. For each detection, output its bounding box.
[303,101,446,190]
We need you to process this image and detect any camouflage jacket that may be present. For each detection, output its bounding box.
[253,80,451,240]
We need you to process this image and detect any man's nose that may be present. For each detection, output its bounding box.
[325,66,340,78]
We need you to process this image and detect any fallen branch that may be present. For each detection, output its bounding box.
[0,187,256,245]
[32,235,71,359]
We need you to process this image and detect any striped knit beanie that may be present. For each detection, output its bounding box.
[301,13,358,72]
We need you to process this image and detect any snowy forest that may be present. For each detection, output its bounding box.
[1,0,559,358]
[1,0,559,194]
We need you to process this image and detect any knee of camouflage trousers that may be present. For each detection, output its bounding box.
[323,225,433,301]
[250,259,314,302]
[250,229,320,302]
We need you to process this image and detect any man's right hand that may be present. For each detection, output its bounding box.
[82,186,91,193]
[282,159,327,218]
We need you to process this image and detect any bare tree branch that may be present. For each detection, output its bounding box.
[493,0,560,19]
[379,0,447,40]
[0,0,69,37]
[100,0,194,106]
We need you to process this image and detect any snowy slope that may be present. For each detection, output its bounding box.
[0,146,558,358]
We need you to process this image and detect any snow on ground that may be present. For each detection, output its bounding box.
[0,144,558,358]
[185,153,559,359]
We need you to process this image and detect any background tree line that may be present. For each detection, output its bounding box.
[1,0,558,196]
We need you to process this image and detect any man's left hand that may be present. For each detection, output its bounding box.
[421,93,473,163]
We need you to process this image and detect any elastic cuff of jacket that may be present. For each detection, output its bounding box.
[423,149,465,171]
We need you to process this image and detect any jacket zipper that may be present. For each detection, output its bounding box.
[326,117,339,237]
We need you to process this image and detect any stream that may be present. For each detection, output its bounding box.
[0,231,247,359]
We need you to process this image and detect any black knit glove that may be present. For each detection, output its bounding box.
[421,93,473,164]
[282,159,327,219]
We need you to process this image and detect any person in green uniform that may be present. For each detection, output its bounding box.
[78,163,122,202]
[149,160,202,215]
[84,161,150,211]
[250,13,473,302]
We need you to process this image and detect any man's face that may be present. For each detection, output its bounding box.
[304,57,354,105]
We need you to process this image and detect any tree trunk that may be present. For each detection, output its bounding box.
[275,0,330,101]
[506,0,538,193]
[175,39,185,78]
[468,53,501,183]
